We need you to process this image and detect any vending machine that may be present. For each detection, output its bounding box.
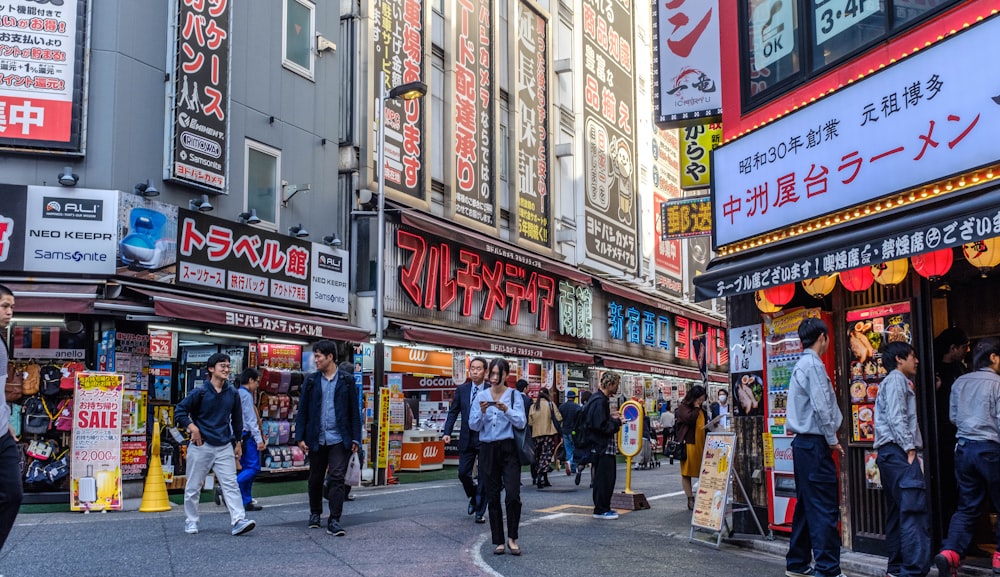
[760,307,836,533]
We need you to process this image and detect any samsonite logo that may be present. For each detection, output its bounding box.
[318,253,343,273]
[43,197,103,220]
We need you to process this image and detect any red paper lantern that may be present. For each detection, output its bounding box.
[840,267,875,292]
[911,249,953,280]
[763,283,795,306]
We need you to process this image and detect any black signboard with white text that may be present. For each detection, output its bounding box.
[166,0,231,192]
[581,0,638,274]
[452,0,496,229]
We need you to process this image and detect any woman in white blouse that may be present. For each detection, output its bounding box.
[468,358,527,556]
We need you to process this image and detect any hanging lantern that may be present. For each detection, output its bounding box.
[754,290,782,313]
[763,283,795,306]
[871,258,909,286]
[840,266,875,292]
[802,274,838,298]
[911,249,953,280]
[963,238,1000,277]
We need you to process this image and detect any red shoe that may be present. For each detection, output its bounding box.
[992,551,1000,575]
[933,550,959,577]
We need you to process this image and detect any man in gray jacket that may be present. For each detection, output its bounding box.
[874,341,930,577]
[935,338,1000,577]
[785,318,844,577]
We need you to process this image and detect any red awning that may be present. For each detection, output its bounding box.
[400,324,594,364]
[599,355,727,383]
[8,283,99,314]
[133,288,369,342]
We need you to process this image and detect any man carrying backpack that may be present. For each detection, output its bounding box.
[559,390,582,475]
[176,352,256,537]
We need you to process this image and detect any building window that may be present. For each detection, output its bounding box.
[283,0,315,79]
[339,15,357,144]
[245,140,281,227]
[740,0,960,111]
[431,52,445,183]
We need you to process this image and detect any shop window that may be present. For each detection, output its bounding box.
[740,0,960,111]
[283,0,315,79]
[245,140,281,228]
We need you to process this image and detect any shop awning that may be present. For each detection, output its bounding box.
[695,185,1000,301]
[599,355,728,383]
[400,324,595,364]
[400,212,592,283]
[8,283,99,314]
[133,288,369,342]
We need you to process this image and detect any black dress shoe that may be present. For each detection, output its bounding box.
[574,468,583,486]
[308,513,321,528]
[245,503,263,512]
[468,498,476,515]
[475,514,486,524]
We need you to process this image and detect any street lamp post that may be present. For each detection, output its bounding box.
[371,70,427,486]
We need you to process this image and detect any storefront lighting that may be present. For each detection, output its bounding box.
[802,274,838,298]
[872,259,909,286]
[260,336,310,346]
[963,238,1000,277]
[911,249,953,281]
[11,316,65,324]
[754,290,782,313]
[148,324,202,335]
[202,329,258,341]
[840,267,875,292]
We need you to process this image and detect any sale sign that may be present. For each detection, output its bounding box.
[70,372,124,512]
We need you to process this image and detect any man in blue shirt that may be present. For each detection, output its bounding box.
[295,340,362,537]
[785,318,844,577]
[175,352,255,536]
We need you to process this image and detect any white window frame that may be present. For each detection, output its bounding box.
[244,139,282,231]
[282,0,316,80]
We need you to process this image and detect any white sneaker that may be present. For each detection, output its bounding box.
[184,520,198,534]
[231,518,256,536]
[592,511,619,520]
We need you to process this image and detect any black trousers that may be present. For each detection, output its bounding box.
[0,434,23,551]
[307,443,350,520]
[480,438,521,545]
[592,453,617,514]
[457,443,485,515]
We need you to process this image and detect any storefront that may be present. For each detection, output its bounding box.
[4,187,362,503]
[697,8,1000,557]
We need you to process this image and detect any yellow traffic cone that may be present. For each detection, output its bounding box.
[140,421,172,512]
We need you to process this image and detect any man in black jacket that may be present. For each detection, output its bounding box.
[442,357,488,522]
[586,372,622,520]
[559,390,582,474]
[295,340,361,536]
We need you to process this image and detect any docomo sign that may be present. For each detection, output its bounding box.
[712,16,1000,247]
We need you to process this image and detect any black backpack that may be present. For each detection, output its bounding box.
[572,399,597,464]
[23,396,51,435]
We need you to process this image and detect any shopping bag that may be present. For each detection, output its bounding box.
[345,452,362,487]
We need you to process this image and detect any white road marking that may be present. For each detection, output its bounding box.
[471,532,507,577]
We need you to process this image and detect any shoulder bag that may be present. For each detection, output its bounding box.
[512,393,535,466]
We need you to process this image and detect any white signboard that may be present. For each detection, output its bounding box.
[815,0,882,45]
[654,0,722,124]
[729,324,763,373]
[23,186,118,273]
[751,0,794,70]
[714,15,1000,247]
[309,244,349,314]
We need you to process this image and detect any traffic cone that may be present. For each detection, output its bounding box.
[386,463,399,485]
[140,421,172,512]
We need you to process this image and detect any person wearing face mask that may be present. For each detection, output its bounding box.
[710,389,731,431]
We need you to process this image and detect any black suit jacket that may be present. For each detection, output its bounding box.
[294,369,361,452]
[443,381,483,452]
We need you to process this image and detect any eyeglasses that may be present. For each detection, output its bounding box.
[216,364,232,369]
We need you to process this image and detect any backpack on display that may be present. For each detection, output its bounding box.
[21,361,40,396]
[60,362,85,390]
[290,445,305,467]
[22,396,51,435]
[259,393,277,419]
[54,399,73,432]
[39,364,61,396]
[277,420,291,444]
[26,438,58,461]
[262,420,279,446]
[5,362,23,403]
[277,371,291,394]
[264,370,281,394]
[288,397,299,421]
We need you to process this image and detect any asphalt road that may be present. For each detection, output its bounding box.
[1,459,790,577]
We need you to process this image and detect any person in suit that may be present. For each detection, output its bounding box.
[443,357,489,523]
[294,340,362,537]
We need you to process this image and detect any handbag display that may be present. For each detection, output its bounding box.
[54,399,74,432]
[512,393,535,466]
[26,438,58,461]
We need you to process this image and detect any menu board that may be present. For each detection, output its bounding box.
[691,432,737,532]
[845,302,912,444]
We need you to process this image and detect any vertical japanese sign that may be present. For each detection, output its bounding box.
[679,122,721,189]
[70,372,124,512]
[582,0,637,274]
[653,128,683,297]
[166,0,230,193]
[373,0,427,201]
[0,0,88,152]
[452,0,496,229]
[653,0,721,126]
[514,0,550,248]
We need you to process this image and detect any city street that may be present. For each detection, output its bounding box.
[1,460,793,577]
